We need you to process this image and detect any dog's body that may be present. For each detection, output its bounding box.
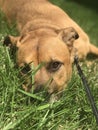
[0,0,98,97]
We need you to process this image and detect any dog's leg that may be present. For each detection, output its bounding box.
[89,43,98,56]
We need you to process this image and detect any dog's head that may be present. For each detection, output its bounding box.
[4,27,79,94]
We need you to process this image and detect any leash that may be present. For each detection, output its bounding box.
[74,55,98,124]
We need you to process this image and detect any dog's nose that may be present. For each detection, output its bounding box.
[34,84,43,93]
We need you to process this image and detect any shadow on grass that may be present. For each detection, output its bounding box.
[71,0,98,12]
[87,53,98,61]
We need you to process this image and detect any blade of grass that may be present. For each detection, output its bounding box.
[18,89,45,101]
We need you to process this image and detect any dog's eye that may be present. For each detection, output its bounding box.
[21,64,31,74]
[47,61,63,72]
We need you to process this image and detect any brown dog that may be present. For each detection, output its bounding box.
[0,0,98,99]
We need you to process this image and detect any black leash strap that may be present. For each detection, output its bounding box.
[74,56,98,124]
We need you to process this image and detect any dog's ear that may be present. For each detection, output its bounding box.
[3,35,21,47]
[57,27,79,47]
[57,27,79,62]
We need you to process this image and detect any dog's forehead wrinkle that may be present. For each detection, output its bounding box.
[49,57,64,63]
[19,32,38,44]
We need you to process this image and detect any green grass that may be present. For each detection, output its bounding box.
[0,0,98,129]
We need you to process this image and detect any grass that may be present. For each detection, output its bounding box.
[0,0,98,129]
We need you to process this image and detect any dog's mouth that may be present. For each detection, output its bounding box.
[21,76,54,94]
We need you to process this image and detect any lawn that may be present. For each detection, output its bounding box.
[0,0,98,129]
